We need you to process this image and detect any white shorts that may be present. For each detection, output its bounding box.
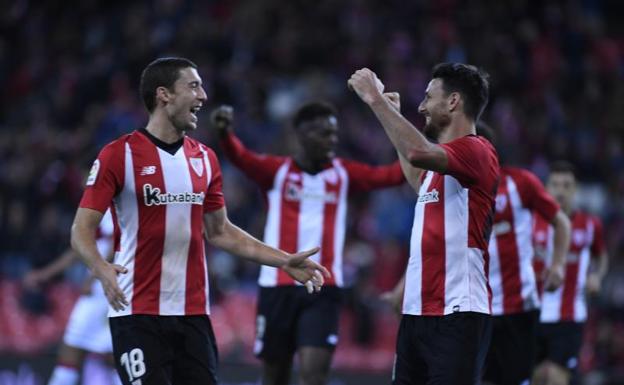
[63,280,112,353]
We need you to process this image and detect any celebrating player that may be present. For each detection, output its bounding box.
[211,102,404,385]
[70,57,330,385]
[477,124,571,385]
[532,161,608,385]
[349,63,498,384]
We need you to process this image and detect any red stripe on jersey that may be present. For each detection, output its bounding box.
[277,165,301,284]
[110,205,121,253]
[561,262,579,319]
[183,144,209,314]
[495,181,523,313]
[131,139,165,314]
[421,173,446,315]
[320,176,341,286]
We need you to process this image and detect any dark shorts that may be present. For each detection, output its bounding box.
[536,321,584,371]
[483,310,539,385]
[109,315,218,385]
[393,312,492,385]
[254,286,342,362]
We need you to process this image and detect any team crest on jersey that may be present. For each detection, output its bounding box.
[287,173,301,182]
[495,194,508,212]
[418,189,439,204]
[189,158,204,177]
[86,159,100,186]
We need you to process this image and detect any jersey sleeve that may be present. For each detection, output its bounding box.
[79,142,124,213]
[514,169,559,222]
[341,159,405,193]
[439,136,494,187]
[204,148,226,213]
[590,216,606,257]
[220,132,286,190]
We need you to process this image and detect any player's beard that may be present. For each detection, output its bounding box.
[423,114,450,142]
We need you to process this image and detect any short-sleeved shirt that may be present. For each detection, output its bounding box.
[488,167,560,315]
[403,135,500,316]
[537,211,605,323]
[80,130,224,317]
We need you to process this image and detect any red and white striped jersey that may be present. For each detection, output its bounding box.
[532,213,554,298]
[488,167,559,315]
[535,211,605,323]
[220,133,404,287]
[403,135,499,316]
[79,130,225,317]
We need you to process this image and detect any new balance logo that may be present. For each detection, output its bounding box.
[140,166,157,176]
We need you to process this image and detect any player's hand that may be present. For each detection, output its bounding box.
[93,260,128,311]
[23,270,47,290]
[585,272,602,295]
[543,263,564,292]
[348,68,385,105]
[281,247,331,294]
[210,105,234,138]
[380,290,402,315]
[383,92,401,112]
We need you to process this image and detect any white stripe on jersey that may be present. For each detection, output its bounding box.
[258,162,290,287]
[159,148,193,314]
[507,177,540,312]
[110,142,138,317]
[402,172,433,314]
[297,172,325,269]
[333,161,349,287]
[488,235,504,314]
[443,174,470,314]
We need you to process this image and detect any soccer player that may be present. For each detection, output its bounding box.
[210,102,404,385]
[532,161,608,385]
[70,57,330,385]
[349,63,499,384]
[476,125,571,385]
[24,210,120,385]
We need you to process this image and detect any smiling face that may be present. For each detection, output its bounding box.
[295,115,339,166]
[160,67,207,132]
[417,78,453,140]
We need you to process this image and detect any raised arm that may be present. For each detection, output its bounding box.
[348,69,448,173]
[211,105,283,189]
[203,207,330,292]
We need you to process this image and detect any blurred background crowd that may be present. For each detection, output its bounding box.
[1,0,623,384]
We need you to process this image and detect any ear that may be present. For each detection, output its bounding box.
[155,86,172,107]
[447,92,461,112]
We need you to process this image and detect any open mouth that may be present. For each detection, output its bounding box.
[190,105,202,121]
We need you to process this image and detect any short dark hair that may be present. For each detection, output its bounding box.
[550,161,576,177]
[140,57,198,112]
[293,102,337,128]
[431,62,490,121]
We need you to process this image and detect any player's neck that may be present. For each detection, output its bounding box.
[293,153,325,174]
[145,113,185,144]
[438,117,476,144]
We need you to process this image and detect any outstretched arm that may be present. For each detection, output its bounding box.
[203,207,330,292]
[23,248,77,289]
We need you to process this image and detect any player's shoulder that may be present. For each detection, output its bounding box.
[99,133,135,157]
[503,166,540,183]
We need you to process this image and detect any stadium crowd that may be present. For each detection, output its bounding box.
[1,0,623,382]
